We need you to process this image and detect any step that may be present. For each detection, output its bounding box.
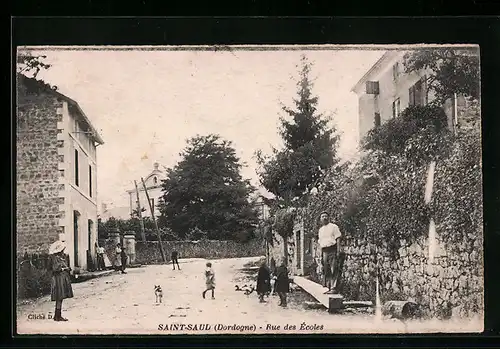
[293,275,343,312]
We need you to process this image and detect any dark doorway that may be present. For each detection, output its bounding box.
[73,211,80,267]
[296,230,302,270]
[88,219,93,252]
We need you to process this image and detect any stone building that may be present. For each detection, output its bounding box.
[17,74,104,270]
[126,162,166,218]
[351,49,474,145]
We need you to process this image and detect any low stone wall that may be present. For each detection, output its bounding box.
[338,235,483,319]
[135,239,265,264]
[269,217,483,319]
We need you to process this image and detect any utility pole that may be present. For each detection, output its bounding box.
[134,180,146,241]
[141,177,166,262]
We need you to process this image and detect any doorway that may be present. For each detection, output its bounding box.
[88,219,93,252]
[296,230,302,271]
[88,219,94,270]
[73,211,80,267]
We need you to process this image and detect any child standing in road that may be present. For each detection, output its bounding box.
[202,262,215,299]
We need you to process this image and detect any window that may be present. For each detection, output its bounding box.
[392,62,399,81]
[409,76,427,106]
[392,98,401,118]
[89,165,92,197]
[73,118,79,134]
[74,149,79,186]
[366,81,379,95]
[153,176,158,185]
[150,198,155,210]
[374,112,381,128]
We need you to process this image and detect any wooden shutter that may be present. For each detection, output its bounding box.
[366,81,379,95]
[374,112,381,127]
[74,149,79,186]
[409,86,415,106]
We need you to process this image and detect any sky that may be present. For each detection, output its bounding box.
[22,46,384,210]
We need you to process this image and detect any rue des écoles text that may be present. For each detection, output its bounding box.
[157,323,324,331]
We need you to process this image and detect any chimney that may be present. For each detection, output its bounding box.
[154,162,159,170]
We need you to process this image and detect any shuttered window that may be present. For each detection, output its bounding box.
[74,149,79,186]
[374,112,381,127]
[89,165,92,197]
[409,76,427,106]
[366,81,379,95]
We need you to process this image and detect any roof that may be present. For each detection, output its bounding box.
[18,74,104,145]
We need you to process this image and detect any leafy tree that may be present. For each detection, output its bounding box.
[158,134,259,241]
[403,48,480,105]
[17,51,57,95]
[17,52,52,78]
[256,55,341,207]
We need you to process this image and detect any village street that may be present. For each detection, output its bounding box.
[17,256,480,335]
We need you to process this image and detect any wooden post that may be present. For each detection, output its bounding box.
[141,177,166,263]
[134,180,146,241]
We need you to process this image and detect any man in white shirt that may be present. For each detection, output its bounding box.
[317,211,342,292]
[95,243,105,271]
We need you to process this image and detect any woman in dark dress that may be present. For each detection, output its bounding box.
[256,261,271,303]
[48,240,74,321]
[274,260,290,307]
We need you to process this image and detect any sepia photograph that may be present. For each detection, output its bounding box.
[15,44,483,335]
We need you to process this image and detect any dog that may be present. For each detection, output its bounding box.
[154,285,163,304]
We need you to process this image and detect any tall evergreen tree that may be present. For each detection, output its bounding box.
[256,55,341,206]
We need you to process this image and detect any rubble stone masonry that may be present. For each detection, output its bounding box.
[268,208,483,319]
[340,234,483,319]
[17,82,65,254]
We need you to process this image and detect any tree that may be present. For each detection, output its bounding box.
[158,134,259,241]
[403,48,480,105]
[97,216,158,241]
[17,51,57,95]
[256,55,341,207]
[17,52,52,79]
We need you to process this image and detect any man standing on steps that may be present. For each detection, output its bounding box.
[317,211,342,293]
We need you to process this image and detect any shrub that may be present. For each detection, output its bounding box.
[306,103,481,256]
[18,264,52,299]
[363,105,450,163]
[432,116,482,249]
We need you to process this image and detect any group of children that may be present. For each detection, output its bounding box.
[202,259,290,307]
[256,259,290,307]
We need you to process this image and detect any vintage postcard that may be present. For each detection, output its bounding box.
[15,44,483,335]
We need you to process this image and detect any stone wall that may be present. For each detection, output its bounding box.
[317,233,483,319]
[267,199,483,319]
[17,78,64,254]
[135,239,265,264]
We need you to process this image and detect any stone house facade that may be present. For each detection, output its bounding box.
[351,50,474,145]
[126,162,166,218]
[17,74,104,270]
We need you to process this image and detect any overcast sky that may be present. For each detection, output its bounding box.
[23,47,384,210]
